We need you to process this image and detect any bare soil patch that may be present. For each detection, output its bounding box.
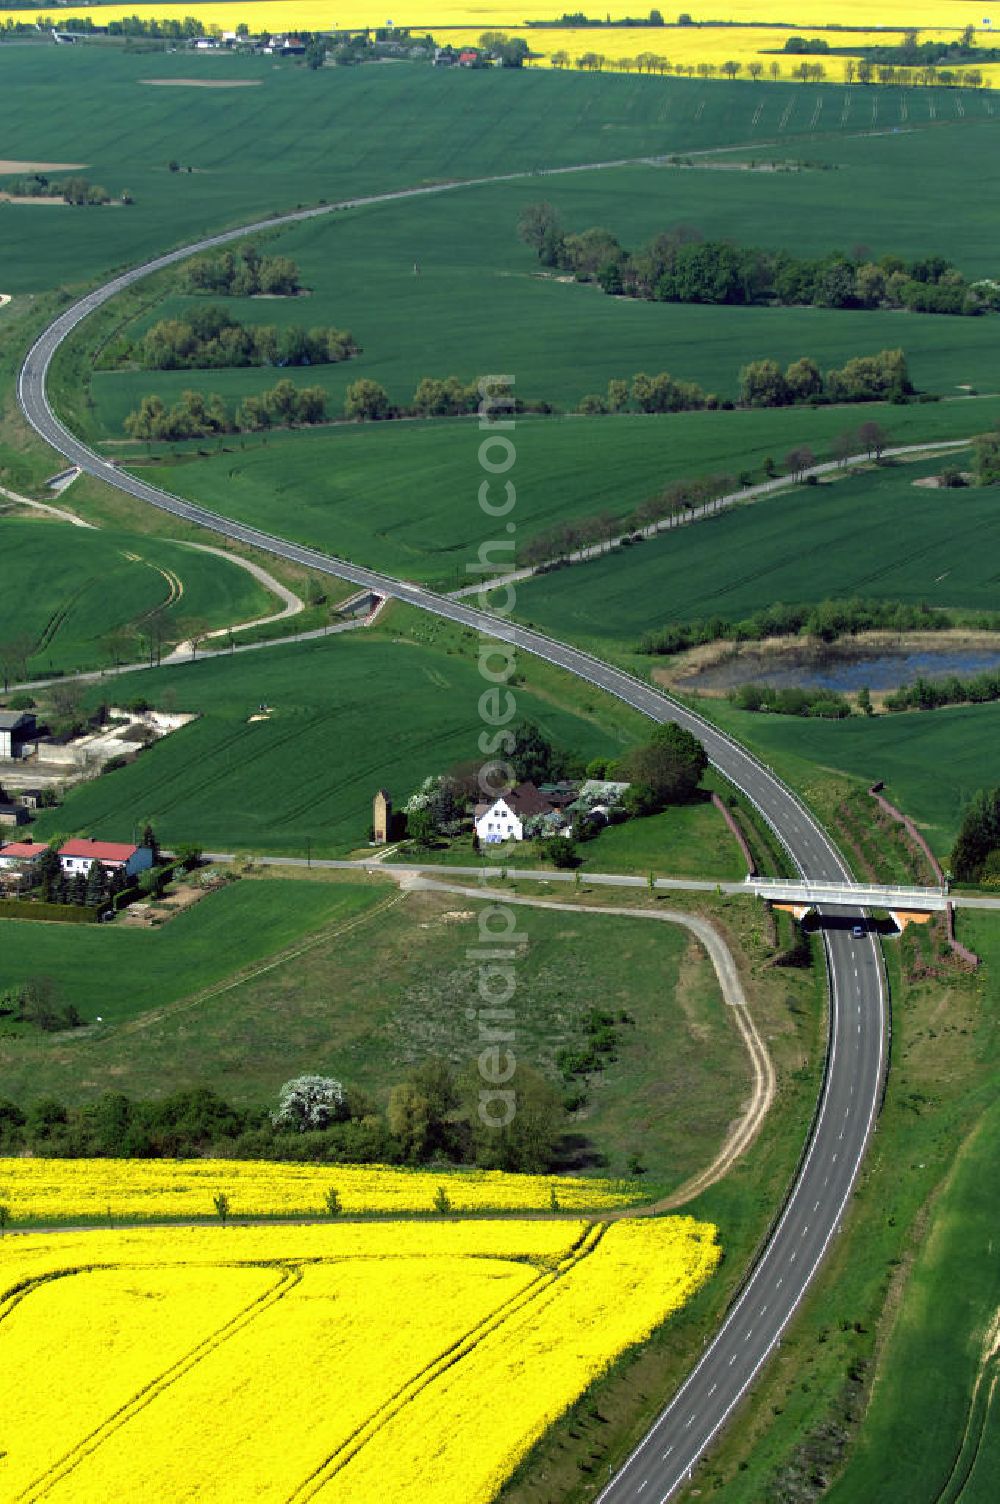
[913,471,973,489]
[117,880,207,929]
[0,193,65,206]
[140,78,262,89]
[0,159,87,172]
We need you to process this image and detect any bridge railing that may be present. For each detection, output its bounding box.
[744,876,949,907]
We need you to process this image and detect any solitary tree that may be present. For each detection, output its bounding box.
[623,723,708,810]
[272,1075,347,1131]
[516,201,563,265]
[784,445,816,481]
[857,419,889,461]
[433,1185,452,1214]
[344,379,390,421]
[972,430,1000,485]
[0,1202,10,1237]
[832,428,857,468]
[406,806,438,847]
[213,1191,230,1225]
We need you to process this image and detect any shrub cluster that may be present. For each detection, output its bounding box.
[4,174,114,205]
[973,428,1000,485]
[741,350,912,407]
[0,1061,564,1174]
[183,244,301,297]
[0,980,85,1034]
[132,306,358,371]
[639,599,961,657]
[729,684,853,719]
[952,788,1000,883]
[883,669,1000,714]
[124,380,328,440]
[519,206,999,317]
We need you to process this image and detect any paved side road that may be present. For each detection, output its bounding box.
[206,853,1000,913]
[20,193,889,1504]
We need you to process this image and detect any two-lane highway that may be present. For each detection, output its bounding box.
[17,203,889,1503]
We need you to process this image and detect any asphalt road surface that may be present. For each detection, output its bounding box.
[18,206,889,1503]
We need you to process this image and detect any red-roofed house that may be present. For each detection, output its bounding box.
[58,839,153,880]
[0,838,47,870]
[458,49,479,66]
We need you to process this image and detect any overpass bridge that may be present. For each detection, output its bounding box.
[745,876,949,913]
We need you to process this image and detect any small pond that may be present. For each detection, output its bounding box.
[683,646,1000,695]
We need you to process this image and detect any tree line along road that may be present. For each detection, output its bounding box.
[17,181,889,1504]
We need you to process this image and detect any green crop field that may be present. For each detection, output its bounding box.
[112,405,1000,592]
[0,516,276,676]
[509,454,1000,651]
[0,876,373,1026]
[87,156,1000,432]
[6,48,976,296]
[28,611,644,856]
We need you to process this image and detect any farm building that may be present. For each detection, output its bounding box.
[0,711,37,760]
[58,838,153,880]
[0,801,29,828]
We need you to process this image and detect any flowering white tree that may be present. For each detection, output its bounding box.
[272,1075,346,1132]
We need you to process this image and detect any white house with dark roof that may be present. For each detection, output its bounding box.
[474,782,565,844]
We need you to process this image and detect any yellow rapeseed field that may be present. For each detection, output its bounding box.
[0,1155,639,1221]
[0,3,984,32]
[0,1216,719,1502]
[446,22,920,68]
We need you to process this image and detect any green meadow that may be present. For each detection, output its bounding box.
[0,516,275,676]
[510,454,1000,651]
[29,611,643,856]
[117,405,999,591]
[0,883,748,1194]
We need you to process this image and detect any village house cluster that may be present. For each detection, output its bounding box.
[383,775,632,848]
[473,779,631,843]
